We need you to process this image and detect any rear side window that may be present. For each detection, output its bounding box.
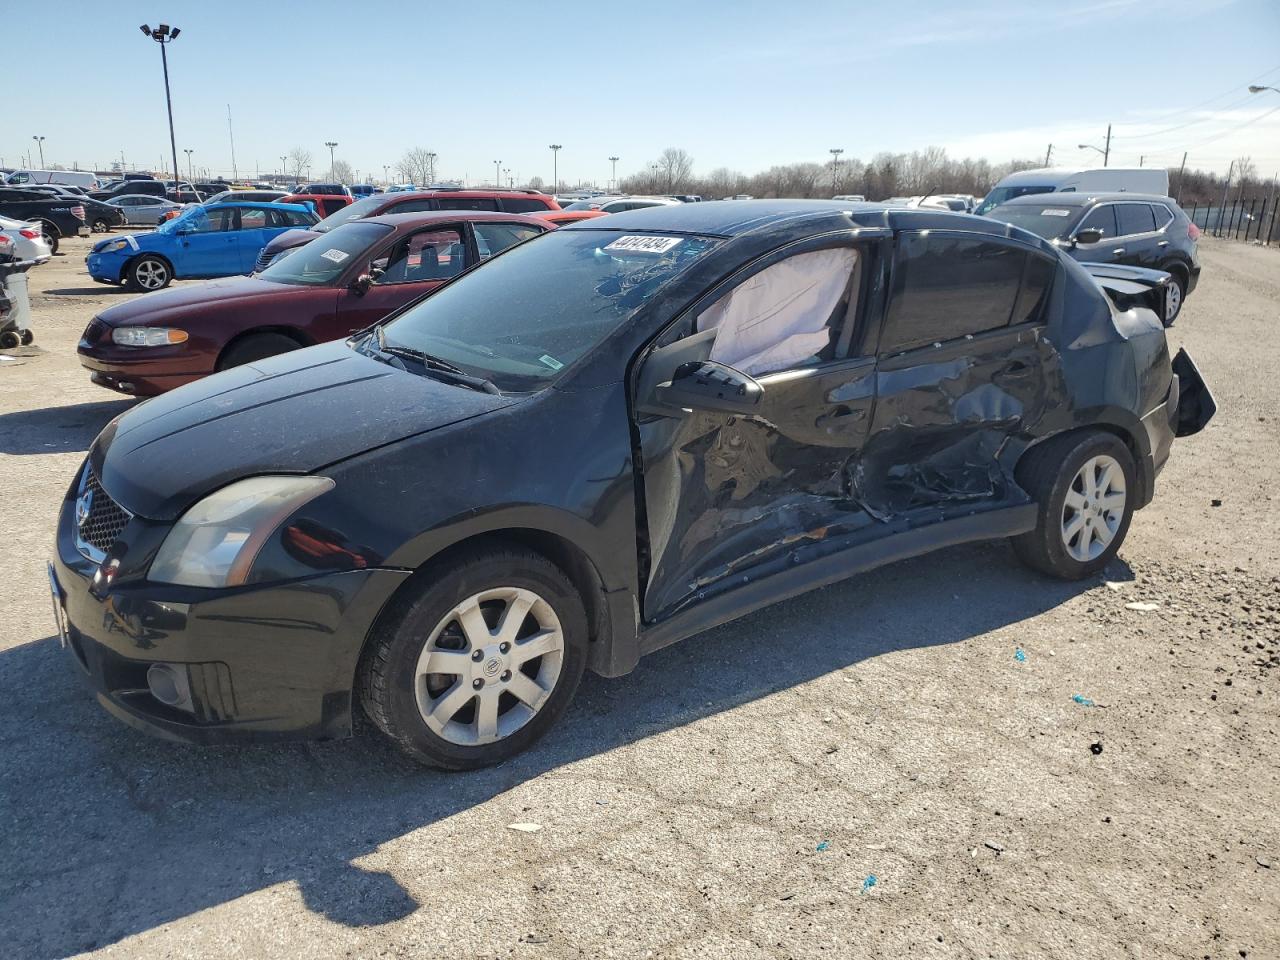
[1116,204,1157,236]
[473,222,544,260]
[437,197,499,211]
[1077,205,1117,238]
[387,198,437,214]
[1151,203,1175,229]
[1011,255,1056,326]
[881,234,1026,353]
[500,197,553,213]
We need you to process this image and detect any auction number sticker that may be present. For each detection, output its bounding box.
[320,248,350,263]
[1040,209,1072,217]
[604,235,683,254]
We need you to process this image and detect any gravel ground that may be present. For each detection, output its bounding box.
[0,237,1277,960]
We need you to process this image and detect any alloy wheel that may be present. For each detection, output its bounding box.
[1060,454,1127,562]
[1165,281,1182,322]
[414,587,564,746]
[135,259,168,290]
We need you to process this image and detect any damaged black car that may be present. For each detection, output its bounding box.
[49,200,1215,768]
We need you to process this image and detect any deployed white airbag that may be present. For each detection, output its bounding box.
[700,247,856,375]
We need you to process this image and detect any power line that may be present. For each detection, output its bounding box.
[1111,64,1280,129]
[1110,91,1261,140]
[1180,102,1280,151]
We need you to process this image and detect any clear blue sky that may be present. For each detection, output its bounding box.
[4,0,1278,184]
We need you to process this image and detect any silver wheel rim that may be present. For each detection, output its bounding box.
[414,587,564,747]
[1061,454,1126,562]
[1166,282,1181,320]
[136,260,167,289]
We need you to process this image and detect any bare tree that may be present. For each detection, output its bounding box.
[398,147,437,186]
[1234,155,1257,188]
[287,147,312,183]
[331,159,354,185]
[526,175,545,191]
[654,148,695,192]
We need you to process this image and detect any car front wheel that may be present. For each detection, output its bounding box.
[1011,430,1136,579]
[125,256,171,291]
[358,546,588,769]
[1164,271,1186,325]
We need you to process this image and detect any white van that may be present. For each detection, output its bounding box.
[975,167,1169,216]
[5,169,98,190]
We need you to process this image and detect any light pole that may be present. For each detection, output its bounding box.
[829,148,843,192]
[183,148,194,183]
[32,136,45,168]
[426,151,438,185]
[280,155,287,184]
[383,164,390,185]
[608,155,619,192]
[1077,124,1111,166]
[1248,85,1280,95]
[504,167,513,188]
[139,24,183,198]
[494,159,502,188]
[325,141,338,180]
[549,144,562,193]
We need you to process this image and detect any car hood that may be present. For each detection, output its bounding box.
[91,341,522,520]
[262,228,322,257]
[91,231,160,253]
[96,275,296,325]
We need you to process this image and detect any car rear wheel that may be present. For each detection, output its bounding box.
[1163,271,1186,325]
[358,546,588,769]
[1011,430,1136,580]
[91,218,111,233]
[37,222,59,255]
[217,333,302,370]
[125,256,171,291]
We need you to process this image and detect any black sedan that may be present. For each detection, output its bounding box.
[49,201,1215,768]
[985,192,1201,323]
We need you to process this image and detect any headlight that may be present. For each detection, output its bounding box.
[150,476,335,587]
[100,239,129,253]
[111,327,189,347]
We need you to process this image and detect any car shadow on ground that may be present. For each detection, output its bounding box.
[0,542,1118,957]
[40,286,128,296]
[0,398,136,455]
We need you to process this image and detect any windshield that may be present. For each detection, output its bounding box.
[975,185,1055,216]
[987,203,1083,241]
[259,221,392,286]
[154,207,202,234]
[313,194,384,233]
[378,229,718,391]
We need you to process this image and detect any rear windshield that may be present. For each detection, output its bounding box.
[975,185,1055,216]
[313,194,384,232]
[259,221,392,286]
[378,229,719,391]
[986,203,1082,240]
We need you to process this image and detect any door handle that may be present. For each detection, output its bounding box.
[816,405,865,427]
[1004,360,1032,374]
[1111,248,1125,256]
[1157,240,1169,247]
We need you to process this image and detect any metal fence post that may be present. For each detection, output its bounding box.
[1269,203,1278,246]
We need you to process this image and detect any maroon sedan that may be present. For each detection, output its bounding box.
[78,211,548,395]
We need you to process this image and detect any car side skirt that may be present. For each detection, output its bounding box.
[634,502,1037,661]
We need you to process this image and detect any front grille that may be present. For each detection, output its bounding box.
[76,466,132,558]
[252,249,274,274]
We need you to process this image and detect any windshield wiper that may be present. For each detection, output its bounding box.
[381,337,502,395]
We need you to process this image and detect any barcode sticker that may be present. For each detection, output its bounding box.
[604,235,683,254]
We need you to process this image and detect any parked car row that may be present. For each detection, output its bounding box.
[52,198,1215,771]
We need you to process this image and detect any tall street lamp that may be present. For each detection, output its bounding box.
[139,24,183,198]
[325,141,338,180]
[32,136,45,168]
[829,148,843,190]
[1077,124,1111,167]
[494,159,502,188]
[1248,85,1280,95]
[280,155,287,182]
[383,164,390,185]
[426,151,438,185]
[549,144,562,192]
[608,155,619,192]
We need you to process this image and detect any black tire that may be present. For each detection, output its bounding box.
[1010,430,1137,580]
[37,222,59,255]
[358,546,589,769]
[91,218,111,233]
[1162,268,1186,325]
[124,255,172,291]
[218,333,302,370]
[0,330,20,350]
[19,329,33,346]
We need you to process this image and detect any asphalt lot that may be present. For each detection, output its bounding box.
[0,236,1277,960]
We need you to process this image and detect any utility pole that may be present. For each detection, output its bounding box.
[1044,143,1053,166]
[1175,151,1188,204]
[227,104,237,181]
[829,148,844,192]
[32,136,45,168]
[1216,160,1235,235]
[140,24,183,199]
[608,155,619,192]
[325,141,338,180]
[1139,155,1144,167]
[549,144,562,193]
[1104,123,1111,167]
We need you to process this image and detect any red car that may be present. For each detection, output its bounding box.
[280,193,354,218]
[78,211,548,395]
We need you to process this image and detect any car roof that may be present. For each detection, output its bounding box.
[362,211,551,229]
[997,192,1175,208]
[109,194,175,202]
[205,201,312,212]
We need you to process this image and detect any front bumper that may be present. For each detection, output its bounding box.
[86,251,126,283]
[50,498,411,744]
[78,333,215,396]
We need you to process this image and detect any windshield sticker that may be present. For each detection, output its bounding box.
[320,248,350,264]
[538,354,565,371]
[1041,209,1072,217]
[604,235,683,254]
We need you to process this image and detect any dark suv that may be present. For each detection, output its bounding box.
[986,193,1200,323]
[253,189,562,271]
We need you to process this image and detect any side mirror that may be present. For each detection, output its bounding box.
[655,360,763,415]
[1074,228,1104,246]
[350,273,373,295]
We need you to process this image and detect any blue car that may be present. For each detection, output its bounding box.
[86,201,319,291]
